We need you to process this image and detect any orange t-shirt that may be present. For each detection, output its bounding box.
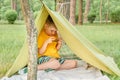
[38,30,60,58]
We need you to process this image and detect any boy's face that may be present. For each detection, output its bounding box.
[44,25,57,36]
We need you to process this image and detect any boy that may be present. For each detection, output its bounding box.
[37,16,77,71]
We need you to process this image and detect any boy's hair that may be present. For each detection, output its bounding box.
[45,15,57,28]
[46,15,53,23]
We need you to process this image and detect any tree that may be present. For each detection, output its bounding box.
[105,0,109,23]
[83,0,91,23]
[11,0,17,10]
[55,0,61,11]
[99,0,102,24]
[69,0,76,25]
[78,0,83,25]
[20,0,38,80]
[56,0,70,20]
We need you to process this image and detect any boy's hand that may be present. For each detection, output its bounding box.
[39,37,55,54]
[56,38,62,50]
[57,38,62,44]
[45,37,56,44]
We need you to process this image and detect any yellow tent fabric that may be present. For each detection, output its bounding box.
[5,3,120,77]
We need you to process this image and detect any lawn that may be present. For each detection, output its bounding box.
[0,21,26,77]
[0,21,120,79]
[77,23,120,64]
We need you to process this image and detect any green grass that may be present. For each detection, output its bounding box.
[0,21,120,79]
[77,23,120,63]
[0,21,26,77]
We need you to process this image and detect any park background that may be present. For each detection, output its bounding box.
[0,0,120,80]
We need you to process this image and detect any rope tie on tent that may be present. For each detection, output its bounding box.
[57,2,70,13]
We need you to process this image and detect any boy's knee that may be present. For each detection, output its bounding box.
[71,60,77,68]
[74,60,77,68]
[51,59,60,69]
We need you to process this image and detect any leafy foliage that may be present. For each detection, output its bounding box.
[0,15,1,20]
[5,10,17,24]
[110,7,120,23]
[34,11,39,19]
[1,0,120,22]
[87,13,96,23]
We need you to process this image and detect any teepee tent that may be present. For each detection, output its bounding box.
[5,3,120,77]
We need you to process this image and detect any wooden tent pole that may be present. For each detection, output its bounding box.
[20,0,38,80]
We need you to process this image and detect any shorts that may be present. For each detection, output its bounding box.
[37,56,65,64]
[18,56,66,74]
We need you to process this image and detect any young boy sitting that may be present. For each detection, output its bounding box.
[37,15,77,71]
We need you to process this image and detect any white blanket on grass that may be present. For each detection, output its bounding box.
[1,61,110,80]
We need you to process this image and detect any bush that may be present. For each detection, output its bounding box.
[88,13,96,23]
[5,10,17,24]
[110,8,120,23]
[75,14,78,23]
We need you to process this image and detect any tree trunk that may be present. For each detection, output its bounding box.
[69,0,76,25]
[56,0,70,20]
[56,0,61,11]
[11,0,17,10]
[55,0,57,10]
[105,0,109,23]
[20,0,38,80]
[83,0,91,23]
[65,0,70,20]
[99,0,102,24]
[78,0,83,25]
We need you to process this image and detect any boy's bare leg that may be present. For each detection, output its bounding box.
[58,60,77,70]
[37,58,60,70]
